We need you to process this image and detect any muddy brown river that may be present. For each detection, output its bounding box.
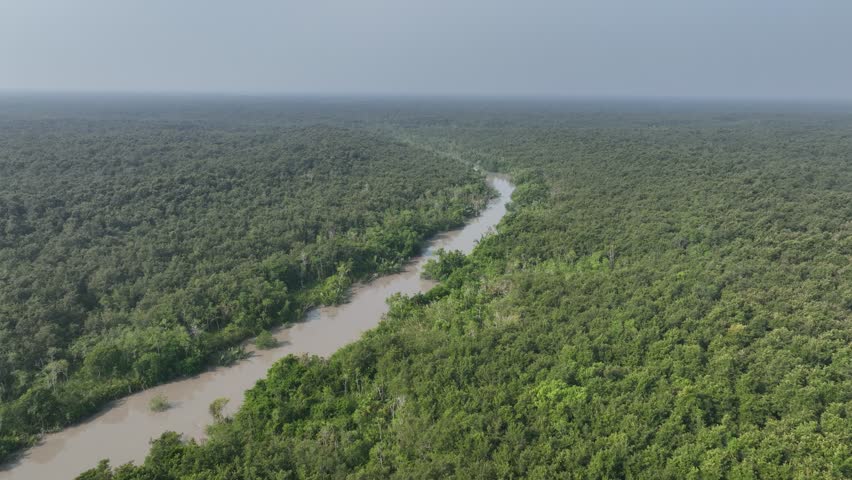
[1,175,513,480]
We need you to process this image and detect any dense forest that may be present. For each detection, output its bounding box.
[73,101,852,479]
[1,98,850,478]
[0,114,491,461]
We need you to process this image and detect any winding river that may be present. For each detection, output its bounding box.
[1,175,514,480]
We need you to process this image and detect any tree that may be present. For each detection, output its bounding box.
[209,397,230,423]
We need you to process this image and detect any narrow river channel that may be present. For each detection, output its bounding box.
[1,175,514,480]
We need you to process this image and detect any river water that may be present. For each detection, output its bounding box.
[1,175,513,480]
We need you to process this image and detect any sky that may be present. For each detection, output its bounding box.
[1,0,851,99]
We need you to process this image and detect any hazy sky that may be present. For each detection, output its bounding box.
[2,0,851,98]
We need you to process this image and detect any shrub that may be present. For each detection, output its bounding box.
[148,394,170,412]
[255,330,277,350]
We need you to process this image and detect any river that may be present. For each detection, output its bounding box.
[0,175,514,480]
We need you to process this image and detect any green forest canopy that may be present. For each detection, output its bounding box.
[0,117,491,460]
[0,97,850,478]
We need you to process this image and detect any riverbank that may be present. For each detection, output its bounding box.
[0,175,514,480]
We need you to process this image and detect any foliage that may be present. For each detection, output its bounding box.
[0,116,490,461]
[208,397,230,423]
[214,346,250,367]
[3,98,848,479]
[313,261,354,305]
[422,249,467,281]
[254,330,277,350]
[82,102,852,479]
[148,394,169,413]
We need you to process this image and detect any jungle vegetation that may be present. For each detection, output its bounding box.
[0,114,490,461]
[2,97,850,478]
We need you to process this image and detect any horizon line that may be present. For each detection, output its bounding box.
[2,89,852,104]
